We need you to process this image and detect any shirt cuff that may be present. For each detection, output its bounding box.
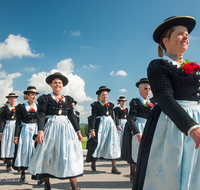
[188,125,200,137]
[76,130,81,133]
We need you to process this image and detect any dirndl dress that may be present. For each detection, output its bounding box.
[142,100,200,190]
[14,122,37,167]
[131,117,147,162]
[28,115,83,179]
[118,118,127,147]
[92,116,121,159]
[1,120,16,158]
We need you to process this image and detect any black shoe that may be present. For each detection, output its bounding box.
[111,168,121,174]
[38,178,45,185]
[20,174,26,182]
[91,165,96,171]
[44,185,51,190]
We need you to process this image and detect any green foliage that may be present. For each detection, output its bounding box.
[80,124,88,137]
[81,137,87,149]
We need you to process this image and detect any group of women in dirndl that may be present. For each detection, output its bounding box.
[1,15,200,190]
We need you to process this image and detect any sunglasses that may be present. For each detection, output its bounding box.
[143,88,151,90]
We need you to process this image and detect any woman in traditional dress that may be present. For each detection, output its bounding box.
[87,86,121,174]
[28,72,83,190]
[114,96,128,147]
[121,78,154,183]
[0,93,18,172]
[13,86,39,182]
[133,16,200,190]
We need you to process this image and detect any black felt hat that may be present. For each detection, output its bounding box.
[46,72,68,86]
[135,78,149,88]
[117,96,127,102]
[96,86,111,95]
[6,93,19,98]
[73,100,77,105]
[153,16,196,43]
[23,86,40,94]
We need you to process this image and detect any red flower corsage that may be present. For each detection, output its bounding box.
[145,102,154,108]
[29,108,36,112]
[122,108,126,111]
[56,97,64,103]
[181,59,200,74]
[11,108,16,112]
[103,102,109,106]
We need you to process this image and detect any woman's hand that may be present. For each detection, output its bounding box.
[14,137,18,145]
[36,131,44,144]
[77,131,83,142]
[190,127,200,149]
[90,130,96,137]
[0,134,2,141]
[117,125,122,131]
[136,133,142,143]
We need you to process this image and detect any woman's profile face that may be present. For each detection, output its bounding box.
[99,91,108,102]
[50,78,63,94]
[163,25,189,55]
[27,92,37,103]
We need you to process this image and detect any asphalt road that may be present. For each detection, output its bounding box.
[0,150,132,190]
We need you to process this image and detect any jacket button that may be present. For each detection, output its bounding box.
[199,79,200,83]
[197,93,200,97]
[198,87,200,91]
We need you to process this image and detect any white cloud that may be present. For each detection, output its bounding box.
[63,30,67,35]
[28,58,94,102]
[115,70,127,76]
[189,35,199,40]
[119,88,128,92]
[71,30,81,36]
[110,71,114,75]
[83,64,100,68]
[110,70,127,76]
[0,34,42,59]
[24,67,36,72]
[0,71,22,105]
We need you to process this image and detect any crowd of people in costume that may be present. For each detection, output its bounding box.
[1,15,200,190]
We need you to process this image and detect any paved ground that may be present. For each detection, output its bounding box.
[0,150,132,190]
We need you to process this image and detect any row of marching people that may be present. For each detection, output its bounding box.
[85,78,155,183]
[0,72,155,190]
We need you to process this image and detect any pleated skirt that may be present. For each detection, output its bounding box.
[131,117,147,162]
[28,115,83,179]
[143,100,200,190]
[1,120,16,158]
[14,123,37,168]
[118,119,127,148]
[92,116,121,159]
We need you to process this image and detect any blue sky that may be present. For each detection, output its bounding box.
[0,0,200,123]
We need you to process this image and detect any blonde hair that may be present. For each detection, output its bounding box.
[158,26,175,57]
[97,95,101,101]
[23,94,28,100]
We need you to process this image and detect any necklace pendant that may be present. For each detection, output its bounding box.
[125,115,127,118]
[11,115,14,119]
[58,109,62,115]
[106,111,109,116]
